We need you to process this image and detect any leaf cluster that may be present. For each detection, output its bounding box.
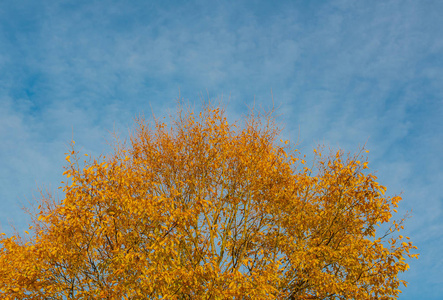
[0,101,418,299]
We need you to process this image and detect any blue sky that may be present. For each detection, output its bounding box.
[0,0,441,298]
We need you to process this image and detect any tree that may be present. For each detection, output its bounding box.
[0,101,417,299]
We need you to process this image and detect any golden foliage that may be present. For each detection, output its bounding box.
[0,101,417,299]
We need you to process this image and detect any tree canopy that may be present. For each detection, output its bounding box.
[0,101,417,299]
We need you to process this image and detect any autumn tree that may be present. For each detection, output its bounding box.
[0,101,417,299]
